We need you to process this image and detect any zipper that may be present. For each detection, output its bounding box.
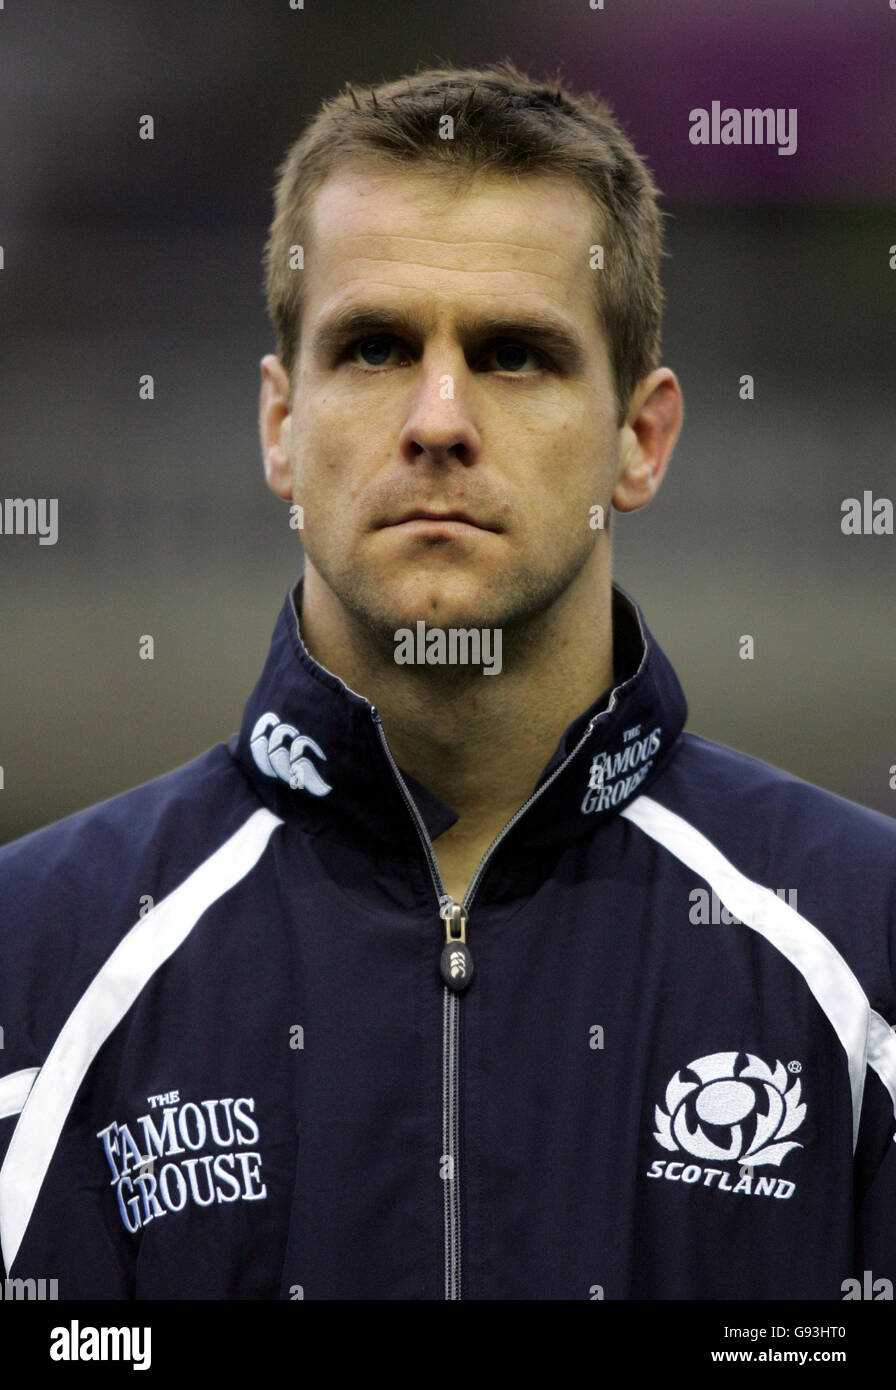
[370,702,610,1300]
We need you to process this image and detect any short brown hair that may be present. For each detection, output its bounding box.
[263,59,666,424]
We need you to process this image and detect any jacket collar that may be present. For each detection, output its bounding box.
[232,572,687,864]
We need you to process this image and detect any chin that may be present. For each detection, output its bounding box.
[387,572,498,620]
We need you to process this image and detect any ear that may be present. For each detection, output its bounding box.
[259,354,294,501]
[612,368,683,513]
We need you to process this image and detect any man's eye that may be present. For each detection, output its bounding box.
[482,340,544,373]
[348,335,403,367]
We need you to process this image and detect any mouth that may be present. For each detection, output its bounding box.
[390,510,499,532]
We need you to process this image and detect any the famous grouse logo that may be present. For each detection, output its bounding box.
[580,722,662,814]
[97,1093,268,1233]
[647,1051,808,1200]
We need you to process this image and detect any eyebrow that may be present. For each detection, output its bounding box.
[310,303,590,373]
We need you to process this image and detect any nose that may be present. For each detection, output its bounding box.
[397,359,482,466]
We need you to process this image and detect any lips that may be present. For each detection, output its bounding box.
[392,510,496,530]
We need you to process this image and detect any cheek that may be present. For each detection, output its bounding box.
[531,413,605,492]
[525,418,617,538]
[291,395,350,488]
[291,392,388,520]
[566,408,619,491]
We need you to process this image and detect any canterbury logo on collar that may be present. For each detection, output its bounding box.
[249,713,332,796]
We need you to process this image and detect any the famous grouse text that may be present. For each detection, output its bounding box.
[581,724,662,814]
[97,1096,266,1233]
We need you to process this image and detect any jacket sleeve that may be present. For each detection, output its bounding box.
[852,1028,896,1295]
[0,814,140,1293]
[854,1143,896,1293]
[0,1114,17,1280]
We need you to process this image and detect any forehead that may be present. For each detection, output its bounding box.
[302,162,599,321]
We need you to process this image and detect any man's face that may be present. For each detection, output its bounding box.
[271,163,627,640]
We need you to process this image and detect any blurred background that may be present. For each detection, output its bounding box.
[1,0,894,843]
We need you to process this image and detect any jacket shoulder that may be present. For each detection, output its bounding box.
[664,732,896,854]
[0,742,261,884]
[642,732,896,1014]
[0,743,267,1053]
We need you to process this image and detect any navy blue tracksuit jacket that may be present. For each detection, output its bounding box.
[1,575,895,1299]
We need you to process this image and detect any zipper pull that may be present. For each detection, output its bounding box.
[440,899,473,992]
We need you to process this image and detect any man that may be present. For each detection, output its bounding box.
[1,61,894,1301]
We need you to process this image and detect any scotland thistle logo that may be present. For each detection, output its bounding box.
[654,1051,806,1168]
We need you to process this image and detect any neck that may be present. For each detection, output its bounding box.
[298,554,615,829]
